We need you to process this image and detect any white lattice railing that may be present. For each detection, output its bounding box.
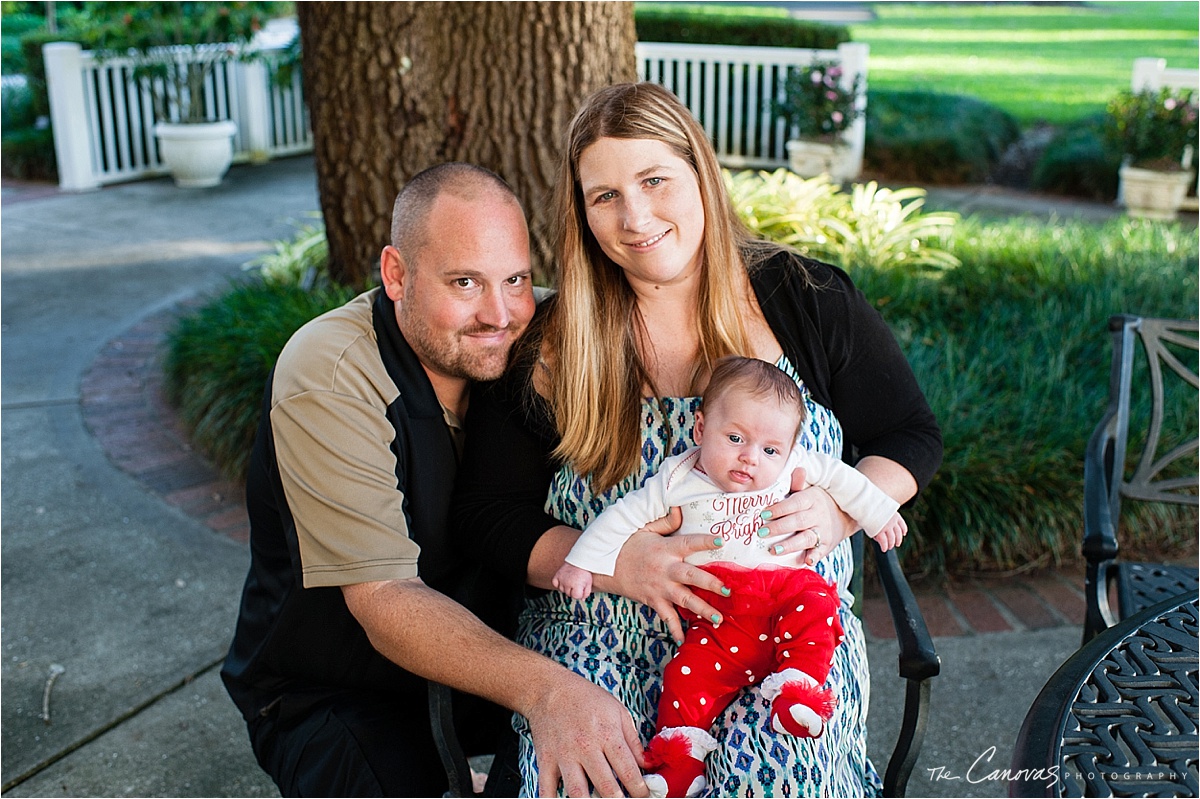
[636,40,869,173]
[43,39,311,191]
[44,35,868,191]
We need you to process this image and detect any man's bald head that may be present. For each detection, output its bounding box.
[390,163,521,268]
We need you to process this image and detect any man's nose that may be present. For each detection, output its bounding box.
[477,287,511,329]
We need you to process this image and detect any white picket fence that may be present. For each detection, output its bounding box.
[44,40,311,191]
[44,37,867,191]
[636,41,869,173]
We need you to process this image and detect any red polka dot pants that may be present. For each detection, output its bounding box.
[656,565,844,732]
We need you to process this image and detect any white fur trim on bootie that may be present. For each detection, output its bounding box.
[645,772,707,798]
[760,668,818,702]
[656,725,719,759]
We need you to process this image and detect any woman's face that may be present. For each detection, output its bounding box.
[577,137,705,292]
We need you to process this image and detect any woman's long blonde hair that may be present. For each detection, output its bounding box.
[544,82,771,491]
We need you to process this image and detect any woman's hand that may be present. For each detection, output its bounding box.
[593,507,727,644]
[761,457,920,565]
[759,466,858,565]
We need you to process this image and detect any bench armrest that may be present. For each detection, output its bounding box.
[872,543,941,797]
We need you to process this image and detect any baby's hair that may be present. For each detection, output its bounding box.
[702,356,807,438]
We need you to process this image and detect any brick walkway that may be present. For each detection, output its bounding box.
[80,308,1089,641]
[81,309,250,543]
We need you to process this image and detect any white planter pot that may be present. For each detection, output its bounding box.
[154,121,238,188]
[786,138,857,183]
[1118,165,1192,221]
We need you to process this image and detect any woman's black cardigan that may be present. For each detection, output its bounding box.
[452,251,943,584]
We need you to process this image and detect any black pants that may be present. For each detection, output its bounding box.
[247,687,516,797]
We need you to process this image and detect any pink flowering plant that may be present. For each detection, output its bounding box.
[776,58,863,144]
[1104,87,1198,171]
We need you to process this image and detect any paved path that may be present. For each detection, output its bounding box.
[0,155,1170,797]
[2,159,317,797]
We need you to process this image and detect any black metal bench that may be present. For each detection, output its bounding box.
[433,530,941,797]
[1082,314,1199,645]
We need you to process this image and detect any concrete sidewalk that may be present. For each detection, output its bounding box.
[0,156,1159,797]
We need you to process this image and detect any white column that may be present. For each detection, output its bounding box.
[237,59,272,164]
[837,41,869,180]
[1131,57,1165,91]
[43,42,99,191]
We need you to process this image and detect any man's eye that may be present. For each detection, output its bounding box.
[646,177,663,186]
[507,274,528,286]
[455,278,475,288]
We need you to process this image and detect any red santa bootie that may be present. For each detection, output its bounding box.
[643,726,718,798]
[761,668,837,738]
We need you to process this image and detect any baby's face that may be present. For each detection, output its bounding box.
[695,393,801,493]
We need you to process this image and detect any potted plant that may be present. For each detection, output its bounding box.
[82,2,278,188]
[776,58,863,183]
[1104,86,1198,220]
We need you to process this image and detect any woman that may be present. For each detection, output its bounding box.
[454,82,942,797]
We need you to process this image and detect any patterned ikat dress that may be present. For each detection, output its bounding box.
[513,356,883,797]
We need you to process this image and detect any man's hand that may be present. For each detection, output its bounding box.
[552,562,595,600]
[526,672,649,797]
[342,578,651,797]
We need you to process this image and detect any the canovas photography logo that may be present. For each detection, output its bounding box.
[925,746,1060,787]
[925,747,1188,789]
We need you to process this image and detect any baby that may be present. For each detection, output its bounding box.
[553,356,907,798]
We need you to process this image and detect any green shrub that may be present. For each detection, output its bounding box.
[1,11,44,73]
[243,216,331,289]
[851,217,1199,578]
[865,89,1021,184]
[1,81,56,180]
[725,168,959,272]
[164,279,357,481]
[1104,86,1199,170]
[634,5,847,49]
[1030,115,1121,202]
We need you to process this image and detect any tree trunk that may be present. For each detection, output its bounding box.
[298,2,637,287]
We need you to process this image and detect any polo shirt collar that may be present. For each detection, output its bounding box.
[371,288,444,420]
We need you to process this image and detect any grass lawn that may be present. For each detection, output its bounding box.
[637,1,1198,127]
[851,2,1199,126]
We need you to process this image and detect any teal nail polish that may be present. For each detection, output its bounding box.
[721,586,732,597]
[758,526,771,537]
[773,544,785,555]
[760,510,773,520]
[711,614,722,624]
[675,638,684,646]
[712,536,724,547]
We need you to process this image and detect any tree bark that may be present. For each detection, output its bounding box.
[298,2,636,287]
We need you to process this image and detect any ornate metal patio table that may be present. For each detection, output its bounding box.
[1009,593,1198,797]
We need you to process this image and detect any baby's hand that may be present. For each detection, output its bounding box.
[552,562,595,600]
[872,512,908,553]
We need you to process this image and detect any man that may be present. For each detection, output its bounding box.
[222,164,650,797]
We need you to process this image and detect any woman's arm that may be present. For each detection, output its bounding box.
[753,255,942,557]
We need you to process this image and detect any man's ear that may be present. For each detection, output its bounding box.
[380,245,407,302]
[694,410,705,445]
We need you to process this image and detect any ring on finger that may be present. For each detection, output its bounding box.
[813,530,822,549]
